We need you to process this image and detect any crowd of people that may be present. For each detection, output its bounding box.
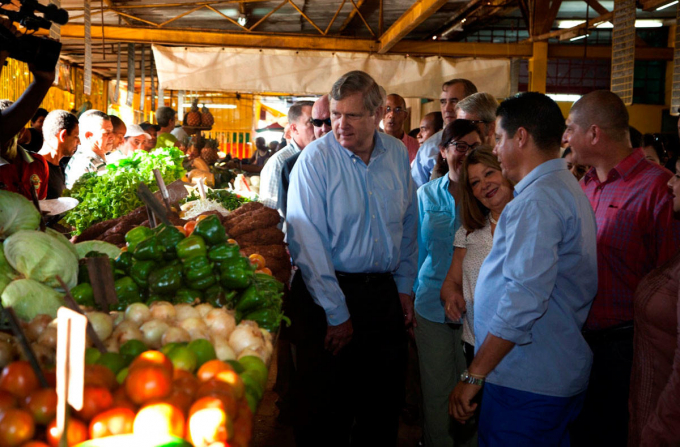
[2,30,679,445]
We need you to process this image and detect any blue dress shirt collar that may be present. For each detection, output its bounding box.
[513,158,567,197]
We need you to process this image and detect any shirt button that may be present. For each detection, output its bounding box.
[374,262,378,266]
[369,191,373,195]
[374,238,378,242]
[372,215,375,219]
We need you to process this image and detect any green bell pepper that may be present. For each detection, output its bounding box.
[125,226,154,253]
[186,273,217,291]
[183,256,213,283]
[205,285,237,308]
[114,276,141,305]
[254,273,284,292]
[156,224,186,260]
[115,252,134,275]
[208,243,241,262]
[148,265,183,294]
[71,283,95,308]
[174,288,203,304]
[219,257,253,290]
[235,283,281,313]
[130,260,157,288]
[146,294,167,306]
[132,236,164,261]
[193,215,227,245]
[243,307,290,333]
[176,235,207,260]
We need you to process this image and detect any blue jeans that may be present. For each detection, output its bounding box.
[479,383,586,447]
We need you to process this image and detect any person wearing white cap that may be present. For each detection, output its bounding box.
[107,123,152,163]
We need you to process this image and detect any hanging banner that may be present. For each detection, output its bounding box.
[152,45,511,99]
[114,43,121,103]
[178,90,185,122]
[611,0,636,105]
[49,0,61,39]
[150,52,156,111]
[127,43,135,107]
[83,0,92,96]
[140,45,146,113]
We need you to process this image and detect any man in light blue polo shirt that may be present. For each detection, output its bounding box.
[449,92,597,446]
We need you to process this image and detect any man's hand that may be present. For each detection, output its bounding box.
[325,318,353,355]
[442,290,466,322]
[27,63,56,85]
[449,381,481,423]
[399,292,416,336]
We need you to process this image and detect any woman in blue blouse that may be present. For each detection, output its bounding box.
[413,119,484,447]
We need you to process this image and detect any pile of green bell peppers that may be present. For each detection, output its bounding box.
[235,273,289,332]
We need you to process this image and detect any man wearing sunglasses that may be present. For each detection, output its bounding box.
[259,100,315,216]
[411,78,478,187]
[384,93,419,164]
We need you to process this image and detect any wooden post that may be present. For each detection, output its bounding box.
[529,41,548,93]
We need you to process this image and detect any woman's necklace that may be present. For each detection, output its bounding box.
[489,214,498,225]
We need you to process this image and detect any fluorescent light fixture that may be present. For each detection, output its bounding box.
[547,94,582,102]
[570,34,589,41]
[657,0,678,10]
[182,103,237,109]
[237,14,247,26]
[558,19,663,29]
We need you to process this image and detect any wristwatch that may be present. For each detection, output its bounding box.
[460,370,485,386]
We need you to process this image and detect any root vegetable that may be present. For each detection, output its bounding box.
[194,303,213,319]
[149,301,176,321]
[174,304,200,322]
[140,320,170,348]
[86,312,114,341]
[228,323,265,357]
[37,326,57,349]
[26,315,52,341]
[104,337,119,353]
[204,309,236,340]
[161,327,191,345]
[124,303,151,326]
[212,340,236,361]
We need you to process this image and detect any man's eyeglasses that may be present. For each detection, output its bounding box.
[444,140,479,153]
[385,106,405,114]
[312,118,331,127]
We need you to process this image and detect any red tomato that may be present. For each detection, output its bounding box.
[187,397,231,447]
[19,442,49,447]
[183,221,197,236]
[0,362,39,399]
[196,360,232,382]
[133,403,185,439]
[194,380,237,419]
[74,386,113,421]
[23,388,57,425]
[149,388,194,416]
[172,370,199,398]
[111,387,137,412]
[88,407,135,439]
[46,418,87,447]
[0,408,35,447]
[248,254,266,270]
[125,365,172,405]
[214,370,245,400]
[0,390,17,412]
[129,351,173,377]
[84,365,117,390]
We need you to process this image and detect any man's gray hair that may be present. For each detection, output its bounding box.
[330,71,383,114]
[156,106,175,127]
[455,92,499,124]
[288,101,314,124]
[79,110,110,141]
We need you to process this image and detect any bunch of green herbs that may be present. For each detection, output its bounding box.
[182,188,250,211]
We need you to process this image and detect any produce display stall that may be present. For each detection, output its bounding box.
[0,144,290,446]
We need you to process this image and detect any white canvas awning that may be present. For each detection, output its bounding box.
[152,45,511,99]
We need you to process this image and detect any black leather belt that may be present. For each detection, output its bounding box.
[335,271,393,284]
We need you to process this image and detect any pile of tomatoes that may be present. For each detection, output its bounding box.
[0,351,253,447]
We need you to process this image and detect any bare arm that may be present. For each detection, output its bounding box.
[441,246,467,321]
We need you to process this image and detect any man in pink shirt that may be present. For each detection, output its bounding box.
[384,93,419,164]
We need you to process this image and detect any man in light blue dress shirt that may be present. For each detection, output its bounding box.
[411,78,477,187]
[449,93,598,446]
[286,71,418,446]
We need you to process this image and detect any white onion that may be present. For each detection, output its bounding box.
[212,339,236,361]
[125,303,151,326]
[238,346,269,364]
[37,326,57,349]
[140,319,170,348]
[179,317,207,333]
[194,303,213,319]
[205,309,236,340]
[0,340,12,368]
[115,325,144,345]
[104,337,119,353]
[228,323,265,356]
[26,315,53,342]
[174,304,200,322]
[188,329,210,342]
[26,342,55,367]
[86,311,114,341]
[161,327,191,345]
[149,301,176,321]
[110,311,125,327]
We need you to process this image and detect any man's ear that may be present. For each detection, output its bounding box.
[589,125,601,146]
[57,129,68,144]
[515,127,529,148]
[374,106,385,124]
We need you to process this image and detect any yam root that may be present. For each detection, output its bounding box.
[227,207,281,237]
[235,227,285,248]
[222,201,263,225]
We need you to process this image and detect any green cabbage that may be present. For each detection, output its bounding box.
[46,228,79,260]
[0,248,19,295]
[1,279,64,321]
[75,241,121,260]
[0,191,40,240]
[4,230,79,290]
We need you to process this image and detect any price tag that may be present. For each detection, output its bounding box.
[55,307,87,441]
[197,177,207,201]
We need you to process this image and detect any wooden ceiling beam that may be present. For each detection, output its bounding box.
[338,0,365,32]
[378,0,449,53]
[523,11,612,42]
[583,0,609,15]
[531,0,564,36]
